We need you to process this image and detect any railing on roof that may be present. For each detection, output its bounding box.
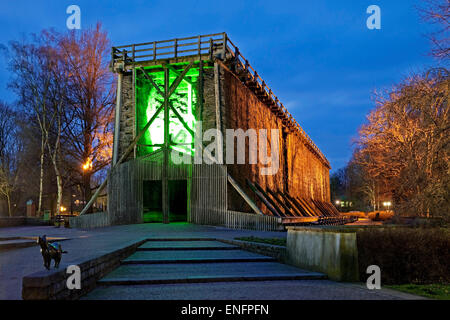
[111,32,329,167]
[111,32,225,64]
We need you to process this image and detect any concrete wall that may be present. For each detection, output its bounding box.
[22,238,147,300]
[0,217,50,228]
[285,226,359,281]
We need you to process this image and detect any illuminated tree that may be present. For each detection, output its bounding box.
[418,0,450,60]
[55,23,115,210]
[355,69,449,217]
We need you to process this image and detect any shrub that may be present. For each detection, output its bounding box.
[357,227,450,284]
[342,211,366,218]
[367,210,394,221]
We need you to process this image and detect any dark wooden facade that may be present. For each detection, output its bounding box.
[97,33,337,230]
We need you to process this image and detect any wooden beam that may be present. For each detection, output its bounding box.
[214,62,223,158]
[251,181,287,217]
[246,179,281,217]
[112,72,123,166]
[79,103,164,215]
[162,66,170,224]
[227,175,264,216]
[168,61,194,97]
[139,68,164,97]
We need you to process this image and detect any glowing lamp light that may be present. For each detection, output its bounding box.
[60,206,67,213]
[335,200,340,205]
[82,159,92,171]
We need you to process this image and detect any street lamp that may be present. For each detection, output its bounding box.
[82,159,92,171]
[82,159,92,206]
[383,201,392,211]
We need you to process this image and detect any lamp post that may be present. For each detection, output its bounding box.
[82,159,92,206]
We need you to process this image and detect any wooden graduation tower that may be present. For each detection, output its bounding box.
[105,32,353,230]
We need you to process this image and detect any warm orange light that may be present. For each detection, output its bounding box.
[82,159,92,171]
[60,206,66,212]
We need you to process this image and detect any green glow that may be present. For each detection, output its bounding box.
[135,65,198,158]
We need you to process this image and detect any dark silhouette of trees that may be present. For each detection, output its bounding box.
[4,23,114,216]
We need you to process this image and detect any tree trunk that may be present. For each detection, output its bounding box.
[38,135,44,216]
[83,173,93,213]
[54,165,62,217]
[6,194,11,217]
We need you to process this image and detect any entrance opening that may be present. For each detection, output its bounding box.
[143,180,163,222]
[169,180,188,222]
[142,179,188,223]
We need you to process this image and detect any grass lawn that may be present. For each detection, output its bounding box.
[234,236,286,246]
[386,284,450,300]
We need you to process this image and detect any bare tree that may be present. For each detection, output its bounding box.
[418,0,450,60]
[0,102,19,216]
[355,68,449,217]
[47,24,115,211]
[7,38,55,215]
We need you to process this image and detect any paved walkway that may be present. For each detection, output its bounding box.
[0,223,422,300]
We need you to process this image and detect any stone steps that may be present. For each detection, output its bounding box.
[136,240,239,251]
[98,262,326,285]
[93,238,326,288]
[122,249,276,264]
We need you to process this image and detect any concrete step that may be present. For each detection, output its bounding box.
[122,249,275,264]
[98,262,326,285]
[137,240,239,251]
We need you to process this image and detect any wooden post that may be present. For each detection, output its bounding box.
[214,62,223,162]
[209,38,213,60]
[162,66,170,224]
[222,33,227,58]
[174,38,178,62]
[112,72,123,166]
[198,60,204,122]
[227,175,263,215]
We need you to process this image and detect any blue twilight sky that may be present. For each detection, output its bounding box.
[0,1,443,171]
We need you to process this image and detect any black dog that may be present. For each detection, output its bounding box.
[37,235,67,270]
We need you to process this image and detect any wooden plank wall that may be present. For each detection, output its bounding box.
[106,159,282,230]
[69,211,110,229]
[108,157,190,226]
[190,163,227,225]
[222,67,331,214]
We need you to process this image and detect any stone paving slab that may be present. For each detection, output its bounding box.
[138,240,238,250]
[98,262,326,285]
[0,237,69,251]
[0,239,37,250]
[0,223,287,300]
[84,280,425,300]
[123,249,275,264]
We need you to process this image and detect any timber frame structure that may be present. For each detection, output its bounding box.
[75,32,356,230]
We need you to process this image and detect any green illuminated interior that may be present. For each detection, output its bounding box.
[135,64,198,158]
